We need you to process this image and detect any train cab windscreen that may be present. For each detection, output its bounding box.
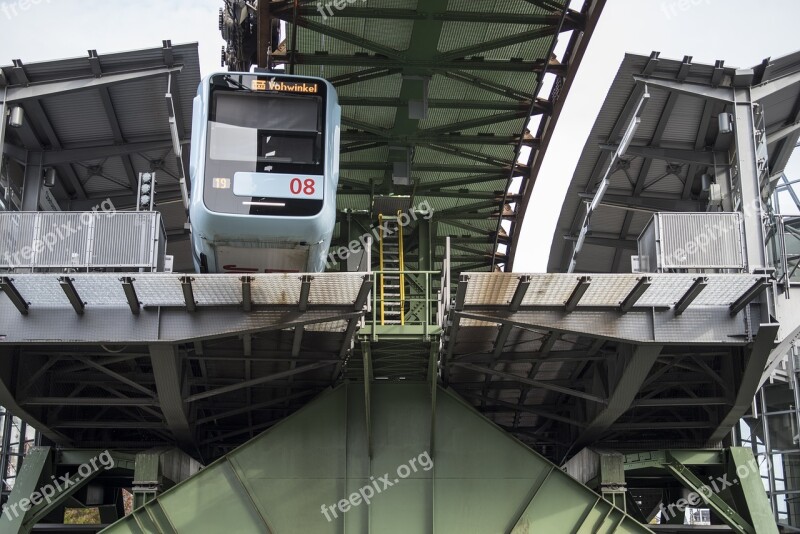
[204,77,327,217]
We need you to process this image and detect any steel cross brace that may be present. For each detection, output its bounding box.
[663,452,755,534]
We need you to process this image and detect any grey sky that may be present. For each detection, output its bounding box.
[0,1,797,272]
[0,0,223,75]
[517,0,800,271]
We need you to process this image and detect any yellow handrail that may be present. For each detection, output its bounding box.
[378,213,385,325]
[397,210,405,326]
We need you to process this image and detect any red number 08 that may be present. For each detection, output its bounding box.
[290,178,316,196]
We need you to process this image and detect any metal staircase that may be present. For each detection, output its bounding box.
[378,212,405,325]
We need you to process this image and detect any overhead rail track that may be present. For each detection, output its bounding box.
[223,0,606,274]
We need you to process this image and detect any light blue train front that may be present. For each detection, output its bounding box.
[188,72,340,273]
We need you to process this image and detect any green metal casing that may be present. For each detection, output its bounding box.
[103,383,649,533]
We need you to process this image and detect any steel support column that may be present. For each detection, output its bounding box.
[0,95,7,194]
[708,323,779,443]
[570,344,662,455]
[0,446,51,534]
[728,447,779,533]
[20,154,42,211]
[663,451,758,534]
[362,340,372,458]
[149,345,194,450]
[733,88,768,271]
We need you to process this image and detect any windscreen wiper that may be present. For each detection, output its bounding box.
[222,75,252,91]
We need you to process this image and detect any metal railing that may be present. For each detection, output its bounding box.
[768,215,800,284]
[369,269,443,339]
[0,211,166,272]
[637,212,746,273]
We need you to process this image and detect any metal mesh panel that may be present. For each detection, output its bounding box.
[92,212,160,268]
[0,213,36,268]
[464,272,765,309]
[39,212,93,267]
[638,213,745,272]
[4,273,368,308]
[0,212,163,271]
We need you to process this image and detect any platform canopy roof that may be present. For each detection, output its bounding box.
[0,41,200,262]
[548,50,800,274]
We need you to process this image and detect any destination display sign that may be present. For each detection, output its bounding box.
[251,79,319,94]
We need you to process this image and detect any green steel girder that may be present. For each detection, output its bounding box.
[275,54,552,73]
[0,447,134,534]
[624,450,725,470]
[102,383,651,534]
[132,448,202,509]
[435,25,560,62]
[338,97,540,112]
[622,448,778,534]
[441,70,535,101]
[295,18,405,61]
[284,0,587,268]
[362,340,373,458]
[226,0,602,275]
[663,454,755,534]
[339,133,529,146]
[422,143,513,168]
[424,110,531,135]
[289,6,569,26]
[0,447,51,534]
[341,162,509,174]
[23,469,102,529]
[727,447,778,534]
[428,343,438,458]
[326,66,400,88]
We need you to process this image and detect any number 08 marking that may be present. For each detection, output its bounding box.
[290,178,316,196]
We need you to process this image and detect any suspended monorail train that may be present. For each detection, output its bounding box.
[188,72,340,273]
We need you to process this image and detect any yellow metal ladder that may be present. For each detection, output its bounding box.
[378,212,405,325]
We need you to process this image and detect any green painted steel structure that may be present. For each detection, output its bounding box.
[249,0,604,274]
[623,449,778,534]
[102,383,651,533]
[0,448,137,534]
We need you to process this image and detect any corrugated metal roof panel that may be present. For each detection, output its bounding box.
[660,93,705,144]
[41,90,115,145]
[109,78,173,140]
[1,42,201,212]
